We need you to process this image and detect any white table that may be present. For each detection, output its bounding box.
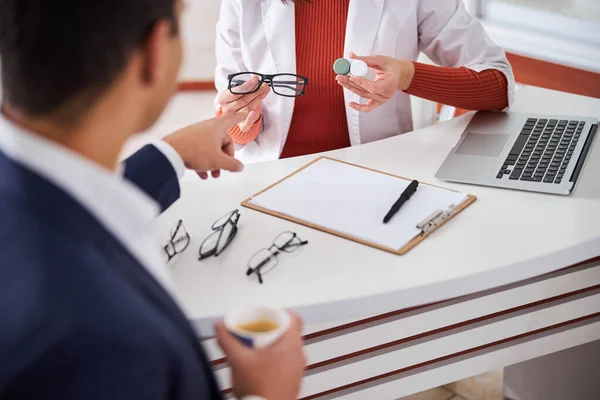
[159,86,600,400]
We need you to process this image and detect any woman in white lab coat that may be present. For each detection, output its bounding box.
[214,0,516,163]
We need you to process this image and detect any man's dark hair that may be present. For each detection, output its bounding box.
[0,0,177,123]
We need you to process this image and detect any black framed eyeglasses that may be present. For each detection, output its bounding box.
[228,72,308,98]
[246,232,308,284]
[164,220,190,262]
[199,210,241,260]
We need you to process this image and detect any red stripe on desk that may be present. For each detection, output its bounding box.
[210,256,600,368]
[300,311,600,400]
[305,284,600,372]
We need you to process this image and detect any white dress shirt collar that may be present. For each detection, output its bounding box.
[0,115,268,400]
[0,115,175,293]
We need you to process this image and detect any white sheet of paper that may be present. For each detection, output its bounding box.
[249,158,468,250]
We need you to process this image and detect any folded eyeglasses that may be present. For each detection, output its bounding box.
[164,211,308,284]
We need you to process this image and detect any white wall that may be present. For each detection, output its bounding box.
[180,0,221,80]
[0,2,220,99]
[181,0,600,79]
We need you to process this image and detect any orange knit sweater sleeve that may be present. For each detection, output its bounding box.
[406,62,509,111]
[216,107,263,145]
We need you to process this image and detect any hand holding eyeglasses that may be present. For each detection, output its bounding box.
[217,75,270,133]
[218,72,309,134]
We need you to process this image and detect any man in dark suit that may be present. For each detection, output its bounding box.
[0,1,305,400]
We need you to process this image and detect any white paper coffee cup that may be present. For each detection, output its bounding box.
[225,306,291,349]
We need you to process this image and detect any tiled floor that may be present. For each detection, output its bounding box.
[399,370,504,400]
[399,387,455,400]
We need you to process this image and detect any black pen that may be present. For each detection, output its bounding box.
[383,180,419,224]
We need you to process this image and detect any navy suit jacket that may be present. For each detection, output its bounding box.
[0,145,222,399]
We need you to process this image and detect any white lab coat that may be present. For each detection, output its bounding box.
[215,0,516,163]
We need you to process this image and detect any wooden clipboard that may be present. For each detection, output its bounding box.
[241,156,477,255]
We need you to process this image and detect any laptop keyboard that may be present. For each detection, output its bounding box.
[497,118,585,184]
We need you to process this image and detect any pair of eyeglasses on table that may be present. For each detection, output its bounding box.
[246,232,308,284]
[227,72,309,98]
[163,211,237,262]
[199,210,241,259]
[164,219,190,262]
[163,210,308,284]
[163,210,241,261]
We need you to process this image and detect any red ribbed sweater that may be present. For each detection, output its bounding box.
[226,1,509,159]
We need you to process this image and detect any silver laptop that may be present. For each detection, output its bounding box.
[435,112,598,195]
